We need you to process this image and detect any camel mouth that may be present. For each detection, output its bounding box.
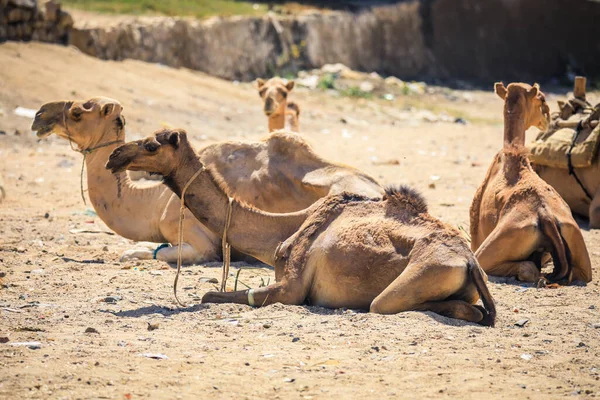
[33,124,56,139]
[106,147,133,174]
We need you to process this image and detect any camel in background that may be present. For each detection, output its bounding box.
[107,129,496,326]
[470,83,592,284]
[32,97,382,263]
[257,77,300,132]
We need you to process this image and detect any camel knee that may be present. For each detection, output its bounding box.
[517,261,540,282]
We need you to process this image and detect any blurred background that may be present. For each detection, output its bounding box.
[2,0,600,86]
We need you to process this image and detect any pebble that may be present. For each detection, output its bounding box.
[592,323,600,329]
[520,354,533,361]
[103,296,122,304]
[85,327,99,334]
[515,319,529,327]
[147,322,159,331]
[10,341,41,349]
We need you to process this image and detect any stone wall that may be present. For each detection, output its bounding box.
[0,0,73,43]
[3,0,599,84]
[70,0,600,84]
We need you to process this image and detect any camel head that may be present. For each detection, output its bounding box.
[495,82,550,131]
[32,97,125,150]
[257,77,295,117]
[106,128,190,176]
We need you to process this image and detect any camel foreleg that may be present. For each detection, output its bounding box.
[202,279,308,307]
[369,260,489,325]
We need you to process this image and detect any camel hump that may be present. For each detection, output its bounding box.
[383,185,428,214]
[286,101,300,116]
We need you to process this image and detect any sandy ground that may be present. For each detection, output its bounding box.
[0,42,599,399]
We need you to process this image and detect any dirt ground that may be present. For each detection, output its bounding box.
[1,42,599,399]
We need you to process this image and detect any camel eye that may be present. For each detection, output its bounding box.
[144,143,158,152]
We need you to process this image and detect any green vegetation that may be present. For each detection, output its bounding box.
[340,86,373,99]
[317,73,336,90]
[61,0,267,19]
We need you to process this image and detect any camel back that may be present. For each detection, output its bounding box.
[527,94,600,169]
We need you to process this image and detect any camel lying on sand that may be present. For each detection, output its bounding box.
[533,79,600,229]
[470,83,592,284]
[107,129,496,326]
[32,97,382,263]
[257,78,300,132]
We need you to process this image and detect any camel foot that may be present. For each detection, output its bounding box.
[473,305,494,327]
[120,248,154,262]
[517,261,540,282]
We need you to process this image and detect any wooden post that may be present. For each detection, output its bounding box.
[573,76,586,100]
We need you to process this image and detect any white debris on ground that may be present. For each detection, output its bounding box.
[294,63,467,124]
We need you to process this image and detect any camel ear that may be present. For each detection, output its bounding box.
[101,103,115,117]
[257,78,265,89]
[527,84,539,99]
[494,82,507,100]
[166,130,181,148]
[285,81,295,91]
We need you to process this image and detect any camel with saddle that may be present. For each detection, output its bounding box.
[32,97,382,263]
[106,128,496,326]
[470,82,592,284]
[528,77,600,228]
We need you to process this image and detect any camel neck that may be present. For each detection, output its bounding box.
[165,143,310,265]
[503,111,526,147]
[83,142,170,242]
[268,102,287,132]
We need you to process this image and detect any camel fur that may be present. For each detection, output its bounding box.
[470,83,592,284]
[257,77,300,132]
[106,129,497,326]
[32,97,382,264]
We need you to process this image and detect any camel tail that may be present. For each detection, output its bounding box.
[468,259,496,327]
[540,214,572,283]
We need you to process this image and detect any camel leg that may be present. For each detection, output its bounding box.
[202,279,308,307]
[589,188,600,229]
[475,225,540,282]
[120,242,159,261]
[369,261,485,324]
[560,223,593,283]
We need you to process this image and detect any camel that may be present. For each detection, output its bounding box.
[257,77,300,132]
[532,79,600,229]
[106,128,497,326]
[470,82,592,284]
[32,97,382,263]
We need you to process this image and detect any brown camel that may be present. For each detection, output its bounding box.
[257,77,300,132]
[532,80,600,229]
[106,129,497,326]
[470,82,592,284]
[32,97,382,263]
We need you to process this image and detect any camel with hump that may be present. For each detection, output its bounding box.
[532,78,600,229]
[470,82,592,284]
[107,128,497,326]
[257,77,300,132]
[32,97,382,263]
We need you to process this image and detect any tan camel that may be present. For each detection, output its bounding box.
[532,81,600,229]
[470,82,592,284]
[257,77,300,132]
[106,129,497,326]
[32,97,382,263]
